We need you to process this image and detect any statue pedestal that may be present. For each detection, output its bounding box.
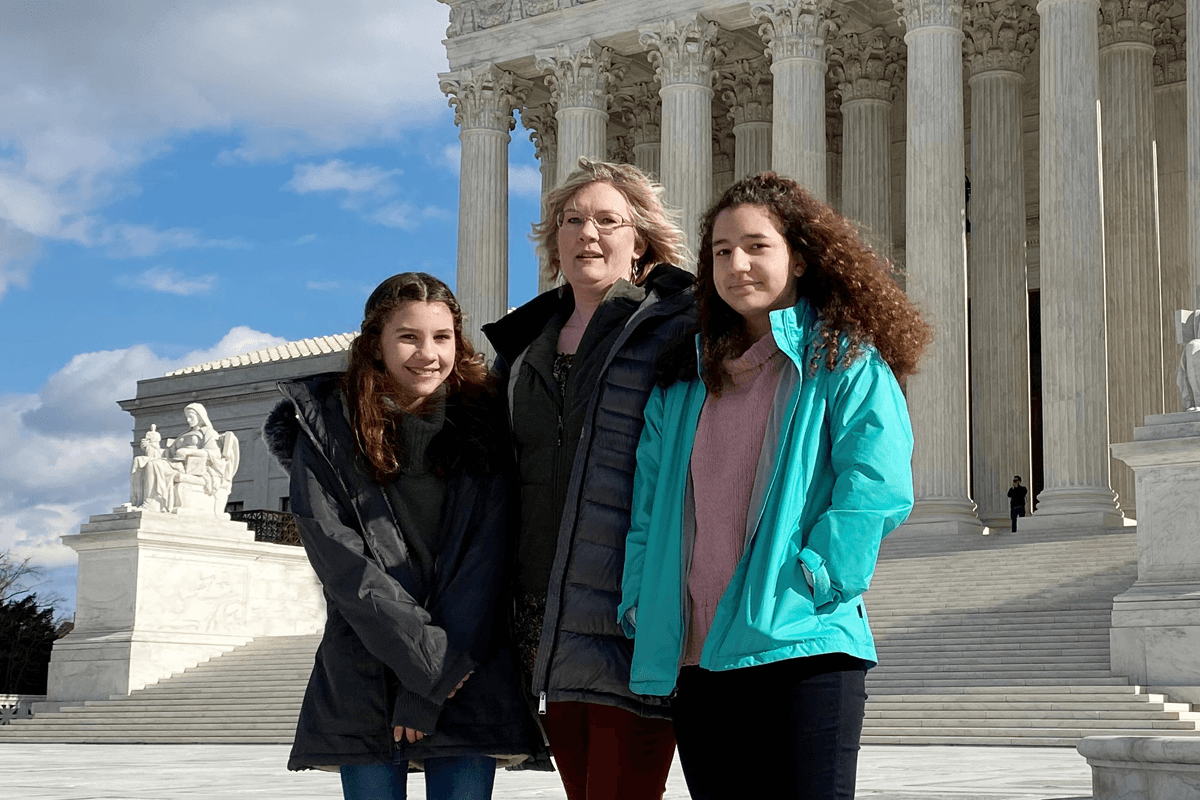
[1108,413,1200,689]
[43,509,324,707]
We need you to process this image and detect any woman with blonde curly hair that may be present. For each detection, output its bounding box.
[620,173,931,799]
[483,159,696,800]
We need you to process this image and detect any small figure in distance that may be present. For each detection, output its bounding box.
[1007,475,1029,533]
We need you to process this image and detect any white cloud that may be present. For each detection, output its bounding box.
[3,326,288,609]
[285,158,449,230]
[307,280,339,290]
[97,223,250,259]
[0,1,452,290]
[292,233,318,246]
[125,266,218,296]
[510,163,543,199]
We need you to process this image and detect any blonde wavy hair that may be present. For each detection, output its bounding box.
[531,158,690,285]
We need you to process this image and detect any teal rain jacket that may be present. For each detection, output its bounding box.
[618,300,915,697]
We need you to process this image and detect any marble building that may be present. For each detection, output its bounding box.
[437,0,1199,531]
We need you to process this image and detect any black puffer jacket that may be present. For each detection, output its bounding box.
[265,374,545,770]
[483,264,697,716]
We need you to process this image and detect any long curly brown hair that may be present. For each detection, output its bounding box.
[697,173,931,394]
[343,272,489,481]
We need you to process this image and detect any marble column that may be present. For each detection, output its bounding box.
[963,2,1037,528]
[439,65,529,351]
[1190,0,1200,295]
[640,15,725,257]
[892,0,981,531]
[752,0,843,199]
[1098,1,1169,517]
[713,127,736,201]
[1030,0,1123,526]
[1153,23,1188,413]
[829,27,905,258]
[719,57,773,180]
[617,82,663,180]
[522,103,558,294]
[535,39,624,186]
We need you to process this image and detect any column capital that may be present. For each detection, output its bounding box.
[439,64,530,133]
[1152,16,1186,85]
[829,27,906,102]
[1099,0,1169,47]
[639,15,729,88]
[893,0,965,30]
[521,103,558,163]
[614,81,663,146]
[713,128,736,173]
[718,57,774,125]
[963,1,1038,76]
[535,38,626,112]
[751,0,845,63]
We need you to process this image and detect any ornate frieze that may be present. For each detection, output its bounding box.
[751,0,846,63]
[445,0,563,38]
[826,94,844,155]
[1152,15,1186,84]
[521,103,558,162]
[893,0,965,30]
[608,133,634,164]
[828,27,906,102]
[614,82,663,146]
[639,15,728,88]
[718,58,774,125]
[713,129,736,173]
[963,1,1037,75]
[535,39,625,112]
[439,64,530,132]
[1099,0,1169,47]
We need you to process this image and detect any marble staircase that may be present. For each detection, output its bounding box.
[3,526,1198,745]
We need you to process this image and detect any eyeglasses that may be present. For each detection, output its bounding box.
[556,211,634,234]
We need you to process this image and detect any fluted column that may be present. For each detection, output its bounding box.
[1099,1,1168,516]
[963,1,1037,528]
[617,82,663,179]
[719,57,773,179]
[829,27,905,258]
[536,39,624,186]
[522,103,559,294]
[752,0,843,198]
[1153,22,1187,413]
[439,65,529,353]
[893,0,980,531]
[1190,0,1200,295]
[640,15,725,257]
[1031,0,1123,525]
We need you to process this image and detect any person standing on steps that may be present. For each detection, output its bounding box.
[1007,476,1028,533]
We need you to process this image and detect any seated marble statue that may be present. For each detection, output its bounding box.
[128,403,240,519]
[1177,307,1200,412]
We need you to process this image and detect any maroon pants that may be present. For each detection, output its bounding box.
[542,700,676,800]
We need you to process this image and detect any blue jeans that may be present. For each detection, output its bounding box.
[340,756,496,800]
[672,654,867,800]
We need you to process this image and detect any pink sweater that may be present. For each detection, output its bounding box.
[684,333,787,665]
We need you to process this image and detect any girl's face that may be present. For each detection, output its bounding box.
[379,301,456,408]
[711,203,803,341]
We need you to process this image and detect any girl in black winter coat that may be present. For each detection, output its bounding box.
[266,272,543,800]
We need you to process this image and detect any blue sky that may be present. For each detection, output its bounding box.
[0,1,544,615]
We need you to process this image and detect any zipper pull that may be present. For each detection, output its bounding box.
[556,414,564,446]
[538,692,547,714]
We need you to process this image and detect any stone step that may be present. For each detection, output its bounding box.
[865,709,1200,721]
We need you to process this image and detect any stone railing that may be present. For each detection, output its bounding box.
[231,509,301,547]
[0,694,44,724]
[1079,736,1200,800]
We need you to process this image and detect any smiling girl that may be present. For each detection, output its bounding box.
[266,272,543,800]
[619,174,931,799]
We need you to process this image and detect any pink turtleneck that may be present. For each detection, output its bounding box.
[684,332,787,665]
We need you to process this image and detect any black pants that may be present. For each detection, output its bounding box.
[672,654,867,800]
[1010,505,1025,532]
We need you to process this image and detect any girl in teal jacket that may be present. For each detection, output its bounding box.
[619,173,931,800]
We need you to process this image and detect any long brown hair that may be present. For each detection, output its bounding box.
[697,173,931,394]
[343,272,488,480]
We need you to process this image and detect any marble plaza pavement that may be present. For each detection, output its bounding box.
[0,743,1093,799]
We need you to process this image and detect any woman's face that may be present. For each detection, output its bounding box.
[556,181,646,302]
[711,203,803,340]
[379,301,456,408]
[184,408,200,428]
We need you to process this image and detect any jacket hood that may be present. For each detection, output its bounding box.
[484,263,696,366]
[264,372,345,475]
